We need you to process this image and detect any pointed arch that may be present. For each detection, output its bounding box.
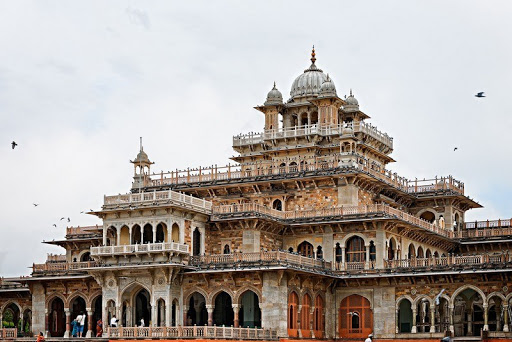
[208,288,235,305]
[66,291,88,308]
[450,285,486,307]
[235,286,262,304]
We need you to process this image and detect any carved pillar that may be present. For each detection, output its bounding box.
[64,309,71,338]
[117,229,121,246]
[467,307,473,335]
[395,308,400,334]
[365,244,370,268]
[341,247,346,269]
[129,226,133,244]
[232,304,240,328]
[430,305,436,333]
[503,304,509,332]
[297,305,302,338]
[449,305,454,334]
[45,309,49,337]
[206,305,214,326]
[86,309,93,338]
[411,307,417,333]
[483,304,489,331]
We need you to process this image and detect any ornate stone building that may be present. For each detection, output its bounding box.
[1,48,512,341]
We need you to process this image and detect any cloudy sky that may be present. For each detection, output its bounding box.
[1,1,511,277]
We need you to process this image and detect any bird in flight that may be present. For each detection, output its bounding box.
[67,217,70,222]
[80,211,84,214]
[60,217,65,221]
[33,203,39,207]
[52,224,57,228]
[453,147,458,151]
[475,92,486,98]
[11,141,17,149]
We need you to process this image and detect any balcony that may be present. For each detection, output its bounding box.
[107,326,277,340]
[148,154,464,198]
[212,203,454,238]
[32,261,99,274]
[232,122,393,151]
[90,242,189,257]
[0,328,17,339]
[103,189,212,214]
[66,225,102,238]
[190,251,331,275]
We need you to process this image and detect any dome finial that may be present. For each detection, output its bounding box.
[140,136,143,152]
[350,88,353,96]
[311,45,316,64]
[273,81,276,89]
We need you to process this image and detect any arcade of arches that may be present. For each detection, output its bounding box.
[287,291,325,338]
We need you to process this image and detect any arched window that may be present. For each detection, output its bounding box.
[273,199,283,211]
[193,228,201,256]
[143,224,153,244]
[171,223,179,242]
[369,241,376,261]
[80,252,92,262]
[301,294,312,337]
[408,244,415,259]
[388,238,396,260]
[298,241,314,258]
[156,223,167,243]
[314,295,324,338]
[420,211,436,223]
[339,295,373,338]
[335,243,342,262]
[223,244,230,254]
[417,246,424,259]
[316,246,323,259]
[288,292,299,337]
[346,236,365,262]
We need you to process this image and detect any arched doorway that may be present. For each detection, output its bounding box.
[417,246,424,259]
[420,211,436,223]
[22,309,32,336]
[120,226,129,245]
[142,224,153,244]
[339,295,373,338]
[106,300,116,327]
[187,293,207,326]
[157,299,166,326]
[2,303,20,332]
[171,223,179,243]
[408,244,415,260]
[132,225,141,244]
[416,298,431,332]
[156,223,167,243]
[298,241,314,258]
[80,252,92,262]
[92,296,102,336]
[288,292,299,337]
[346,236,365,262]
[388,238,396,260]
[273,199,283,211]
[398,298,413,333]
[193,228,201,256]
[106,226,117,246]
[171,299,178,326]
[70,296,87,336]
[135,289,151,327]
[223,244,231,254]
[453,288,484,336]
[313,295,324,338]
[48,297,65,337]
[213,292,234,326]
[239,291,261,328]
[435,297,450,334]
[488,296,504,332]
[301,294,312,337]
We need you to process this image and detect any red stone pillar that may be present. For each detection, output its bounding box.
[64,309,71,338]
[232,305,240,328]
[45,309,50,337]
[183,305,188,326]
[87,309,93,337]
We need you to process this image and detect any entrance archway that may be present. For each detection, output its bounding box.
[239,291,261,328]
[70,296,87,335]
[135,289,151,326]
[339,295,373,338]
[453,288,484,336]
[398,298,413,333]
[48,297,65,337]
[187,292,207,326]
[213,292,234,326]
[287,292,299,337]
[92,296,102,336]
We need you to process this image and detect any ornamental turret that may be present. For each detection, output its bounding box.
[130,138,154,189]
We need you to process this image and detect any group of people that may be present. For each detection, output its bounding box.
[109,314,145,327]
[69,311,103,338]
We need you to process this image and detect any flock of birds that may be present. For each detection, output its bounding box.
[10,92,486,228]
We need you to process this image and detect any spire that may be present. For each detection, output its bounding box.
[140,137,143,152]
[273,81,276,89]
[310,45,316,64]
[350,89,353,96]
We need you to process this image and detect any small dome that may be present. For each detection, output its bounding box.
[345,89,359,106]
[289,47,329,100]
[134,149,150,163]
[319,74,337,97]
[264,82,283,105]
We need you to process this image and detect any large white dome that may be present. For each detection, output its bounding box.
[289,48,331,100]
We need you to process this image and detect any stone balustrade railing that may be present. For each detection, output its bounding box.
[0,328,17,339]
[148,154,463,196]
[190,251,331,272]
[32,261,99,273]
[464,219,512,229]
[66,225,101,237]
[212,203,454,238]
[384,253,510,269]
[107,326,277,340]
[91,242,189,257]
[104,189,212,214]
[232,122,393,150]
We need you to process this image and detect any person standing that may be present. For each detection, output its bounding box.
[110,315,118,327]
[365,334,373,342]
[96,318,103,337]
[77,311,86,337]
[140,318,145,327]
[36,332,45,342]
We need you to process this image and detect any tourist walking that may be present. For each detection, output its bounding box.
[71,318,78,337]
[96,318,103,337]
[76,311,86,337]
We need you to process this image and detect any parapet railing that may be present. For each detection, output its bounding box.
[384,254,510,269]
[0,328,17,339]
[190,251,331,272]
[91,242,189,256]
[464,219,512,229]
[66,225,101,237]
[148,154,463,196]
[232,122,393,150]
[46,253,66,262]
[212,203,454,238]
[103,189,212,214]
[32,261,99,273]
[107,326,278,340]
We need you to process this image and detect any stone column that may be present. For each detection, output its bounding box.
[232,304,240,328]
[395,308,400,334]
[483,304,489,331]
[496,306,502,331]
[375,230,386,269]
[341,247,346,269]
[129,226,133,244]
[365,244,370,268]
[503,304,509,332]
[152,226,157,243]
[117,229,121,246]
[45,309,49,337]
[449,305,454,334]
[183,305,188,326]
[64,309,71,338]
[86,309,93,338]
[206,305,214,326]
[430,305,436,333]
[411,307,417,333]
[152,303,158,327]
[297,305,302,338]
[467,308,473,335]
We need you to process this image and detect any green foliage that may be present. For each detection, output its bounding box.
[25,321,30,333]
[3,310,13,322]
